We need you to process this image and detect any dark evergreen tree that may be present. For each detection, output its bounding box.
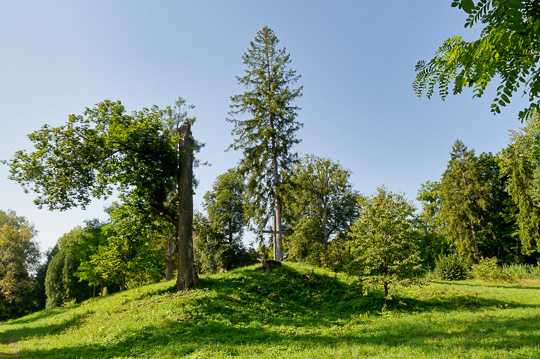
[476,152,520,262]
[439,140,490,262]
[228,26,303,261]
[501,115,540,256]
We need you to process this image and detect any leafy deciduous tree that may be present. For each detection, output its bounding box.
[203,168,245,246]
[5,98,199,290]
[282,154,360,266]
[350,186,422,300]
[0,210,40,319]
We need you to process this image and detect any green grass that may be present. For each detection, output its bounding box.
[1,262,539,358]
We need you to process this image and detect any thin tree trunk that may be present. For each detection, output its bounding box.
[470,222,480,260]
[175,122,199,291]
[322,208,328,252]
[166,235,174,281]
[273,156,283,261]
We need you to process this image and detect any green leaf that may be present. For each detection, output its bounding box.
[461,0,475,14]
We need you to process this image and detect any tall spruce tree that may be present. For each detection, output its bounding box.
[228,26,303,261]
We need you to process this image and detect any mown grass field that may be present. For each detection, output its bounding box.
[1,263,539,358]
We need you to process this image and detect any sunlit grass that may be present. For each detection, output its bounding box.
[1,263,539,358]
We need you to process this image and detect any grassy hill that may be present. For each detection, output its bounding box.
[1,262,539,358]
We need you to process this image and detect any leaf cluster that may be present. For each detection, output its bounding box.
[415,0,540,121]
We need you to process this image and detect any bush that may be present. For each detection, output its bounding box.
[434,254,469,280]
[471,257,502,280]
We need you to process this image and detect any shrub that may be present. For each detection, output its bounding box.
[500,263,540,281]
[471,257,502,280]
[434,254,469,280]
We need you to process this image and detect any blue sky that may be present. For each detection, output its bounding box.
[0,0,529,252]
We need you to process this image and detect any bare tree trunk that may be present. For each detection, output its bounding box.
[470,222,480,261]
[175,122,199,291]
[272,155,283,261]
[322,208,328,251]
[166,235,174,281]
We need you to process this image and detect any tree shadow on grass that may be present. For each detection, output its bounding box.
[6,265,540,358]
[0,310,94,345]
[14,311,540,358]
[435,280,540,291]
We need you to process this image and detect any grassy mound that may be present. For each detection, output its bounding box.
[1,262,539,358]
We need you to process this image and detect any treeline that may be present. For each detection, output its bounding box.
[3,24,540,320]
[3,114,540,319]
[417,116,540,267]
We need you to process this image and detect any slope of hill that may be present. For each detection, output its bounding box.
[1,262,539,358]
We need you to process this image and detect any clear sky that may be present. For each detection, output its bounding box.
[0,0,529,253]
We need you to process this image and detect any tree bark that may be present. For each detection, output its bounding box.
[175,122,199,291]
[470,221,480,260]
[273,155,284,261]
[166,235,174,281]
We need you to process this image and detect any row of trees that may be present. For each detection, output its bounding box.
[4,3,540,315]
[417,117,540,266]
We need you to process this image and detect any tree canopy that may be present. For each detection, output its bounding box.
[0,210,40,319]
[350,186,422,300]
[414,0,540,121]
[5,97,199,290]
[282,154,360,266]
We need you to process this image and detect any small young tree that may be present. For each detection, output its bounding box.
[350,186,423,301]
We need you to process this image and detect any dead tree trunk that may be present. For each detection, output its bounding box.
[175,122,199,291]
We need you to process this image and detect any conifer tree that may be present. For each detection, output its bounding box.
[439,140,490,262]
[501,115,540,255]
[228,26,303,261]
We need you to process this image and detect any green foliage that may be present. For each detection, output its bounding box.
[439,140,491,262]
[0,210,40,319]
[99,197,168,288]
[434,254,470,281]
[470,257,502,280]
[45,249,93,309]
[350,186,423,298]
[193,213,254,274]
[23,245,59,313]
[282,154,361,267]
[501,114,540,255]
[5,97,200,290]
[414,0,540,121]
[416,181,451,269]
[228,26,303,260]
[471,257,540,281]
[203,168,245,246]
[476,152,520,261]
[500,262,540,279]
[44,250,67,309]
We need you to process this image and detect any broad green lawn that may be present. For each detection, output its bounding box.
[1,263,539,358]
